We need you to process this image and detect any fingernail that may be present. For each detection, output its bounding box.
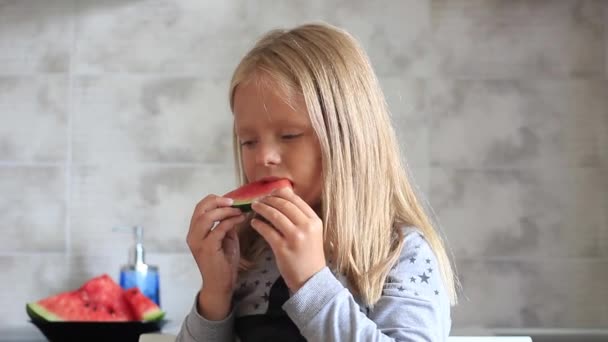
[226,198,234,205]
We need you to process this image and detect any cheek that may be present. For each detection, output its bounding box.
[240,151,256,179]
[304,158,323,204]
[303,181,323,208]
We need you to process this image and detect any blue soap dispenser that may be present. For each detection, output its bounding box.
[118,226,160,306]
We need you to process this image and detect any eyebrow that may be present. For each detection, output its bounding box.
[236,116,310,132]
[236,124,308,137]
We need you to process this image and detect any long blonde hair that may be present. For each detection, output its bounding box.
[229,22,457,306]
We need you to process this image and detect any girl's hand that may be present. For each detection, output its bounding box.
[186,195,245,319]
[251,187,326,292]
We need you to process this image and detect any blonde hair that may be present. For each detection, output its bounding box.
[229,22,457,306]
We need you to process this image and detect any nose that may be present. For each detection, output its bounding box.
[255,140,281,166]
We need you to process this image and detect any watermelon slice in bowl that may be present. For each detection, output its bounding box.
[224,178,293,212]
[27,274,135,322]
[123,287,165,322]
[26,274,167,342]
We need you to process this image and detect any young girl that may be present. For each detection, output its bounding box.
[178,22,457,342]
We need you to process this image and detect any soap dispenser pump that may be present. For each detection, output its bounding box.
[117,226,160,306]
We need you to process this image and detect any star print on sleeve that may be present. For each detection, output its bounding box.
[382,229,446,300]
[419,272,430,284]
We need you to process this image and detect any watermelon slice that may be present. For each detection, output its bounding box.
[26,274,134,322]
[26,274,165,322]
[123,287,165,321]
[224,178,292,212]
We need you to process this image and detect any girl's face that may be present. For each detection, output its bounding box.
[233,78,323,209]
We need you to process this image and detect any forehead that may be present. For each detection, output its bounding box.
[233,78,310,129]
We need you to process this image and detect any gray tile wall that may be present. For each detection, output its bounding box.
[1,0,606,331]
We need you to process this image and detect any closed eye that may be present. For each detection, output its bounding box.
[281,133,302,140]
[240,140,256,147]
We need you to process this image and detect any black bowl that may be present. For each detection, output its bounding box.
[27,311,168,342]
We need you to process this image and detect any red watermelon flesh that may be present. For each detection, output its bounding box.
[79,274,134,319]
[27,274,134,322]
[26,274,166,322]
[224,178,292,212]
[123,287,165,321]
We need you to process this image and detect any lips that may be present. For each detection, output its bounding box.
[257,176,291,184]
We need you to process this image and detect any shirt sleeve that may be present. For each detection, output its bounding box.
[281,230,452,342]
[175,292,236,342]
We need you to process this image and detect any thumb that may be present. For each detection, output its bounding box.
[223,227,240,258]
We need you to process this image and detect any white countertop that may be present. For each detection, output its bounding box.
[3,324,608,342]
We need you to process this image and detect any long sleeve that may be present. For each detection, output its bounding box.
[175,292,236,342]
[281,231,451,342]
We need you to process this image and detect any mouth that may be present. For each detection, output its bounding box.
[257,176,291,184]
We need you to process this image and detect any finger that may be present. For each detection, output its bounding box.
[189,195,233,234]
[223,224,240,260]
[207,214,246,247]
[251,200,296,237]
[250,218,282,250]
[191,207,243,239]
[226,223,238,240]
[259,195,308,227]
[191,195,235,224]
[272,187,317,218]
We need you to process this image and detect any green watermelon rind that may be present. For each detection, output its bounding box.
[231,201,253,212]
[26,302,62,322]
[26,301,165,322]
[142,308,166,322]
